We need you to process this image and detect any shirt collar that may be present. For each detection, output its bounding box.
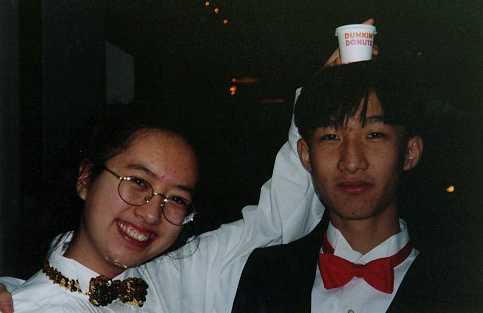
[325,219,411,264]
[48,231,140,293]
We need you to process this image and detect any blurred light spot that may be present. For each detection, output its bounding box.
[446,185,455,193]
[214,7,220,14]
[223,18,229,25]
[234,76,259,85]
[229,85,237,96]
[204,1,210,6]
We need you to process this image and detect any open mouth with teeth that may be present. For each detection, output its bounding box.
[116,220,156,248]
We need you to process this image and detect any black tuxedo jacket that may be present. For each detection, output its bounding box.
[232,219,453,313]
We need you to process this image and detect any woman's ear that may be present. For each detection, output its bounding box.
[297,139,312,173]
[76,160,93,200]
[403,136,424,171]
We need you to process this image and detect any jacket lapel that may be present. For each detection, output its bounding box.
[231,217,328,313]
[289,219,327,313]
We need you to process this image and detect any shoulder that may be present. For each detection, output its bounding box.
[238,232,320,288]
[233,222,324,313]
[243,217,325,269]
[13,271,90,313]
[391,249,460,312]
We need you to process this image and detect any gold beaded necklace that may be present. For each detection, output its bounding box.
[42,259,148,307]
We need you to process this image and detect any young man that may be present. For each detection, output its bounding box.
[232,59,444,313]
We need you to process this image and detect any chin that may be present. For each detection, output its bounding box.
[331,205,378,221]
[343,212,376,220]
[103,248,149,270]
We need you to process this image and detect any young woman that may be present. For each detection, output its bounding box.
[3,105,324,313]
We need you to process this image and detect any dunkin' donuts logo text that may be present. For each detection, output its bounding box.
[344,32,373,47]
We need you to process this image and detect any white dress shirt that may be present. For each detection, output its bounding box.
[8,110,326,313]
[311,220,418,313]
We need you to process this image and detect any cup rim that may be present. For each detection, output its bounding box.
[335,24,377,36]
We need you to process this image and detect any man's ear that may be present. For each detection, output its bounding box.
[297,138,312,172]
[76,160,93,201]
[403,136,423,171]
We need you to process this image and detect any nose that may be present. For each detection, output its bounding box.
[337,137,369,174]
[134,196,163,225]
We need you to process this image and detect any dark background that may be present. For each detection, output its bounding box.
[1,0,482,308]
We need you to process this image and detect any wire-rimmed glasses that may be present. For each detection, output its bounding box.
[103,166,196,226]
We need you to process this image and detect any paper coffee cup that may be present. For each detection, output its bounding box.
[335,24,377,63]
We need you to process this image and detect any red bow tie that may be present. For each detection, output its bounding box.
[319,235,412,294]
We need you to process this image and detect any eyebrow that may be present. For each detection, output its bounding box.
[126,164,195,194]
[176,185,195,194]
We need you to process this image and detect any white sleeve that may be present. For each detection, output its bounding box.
[171,88,325,313]
[204,87,323,252]
[0,276,25,292]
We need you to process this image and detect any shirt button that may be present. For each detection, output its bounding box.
[347,310,355,313]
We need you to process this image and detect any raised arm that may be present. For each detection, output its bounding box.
[200,92,325,259]
[169,90,326,313]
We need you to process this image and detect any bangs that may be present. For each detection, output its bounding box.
[294,58,425,139]
[295,62,375,135]
[324,91,371,130]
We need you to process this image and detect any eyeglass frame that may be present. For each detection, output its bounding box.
[102,166,196,226]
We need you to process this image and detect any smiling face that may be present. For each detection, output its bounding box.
[67,129,198,277]
[298,92,423,226]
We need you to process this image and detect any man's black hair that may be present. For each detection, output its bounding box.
[294,58,427,141]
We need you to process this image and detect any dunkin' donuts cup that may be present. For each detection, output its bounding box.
[335,24,377,63]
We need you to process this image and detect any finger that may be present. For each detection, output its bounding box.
[362,18,375,25]
[324,49,341,67]
[363,19,378,57]
[372,44,380,56]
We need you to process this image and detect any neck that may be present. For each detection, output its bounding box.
[64,230,124,279]
[329,207,400,255]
